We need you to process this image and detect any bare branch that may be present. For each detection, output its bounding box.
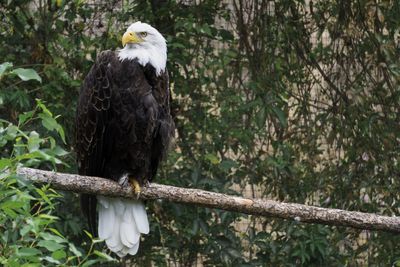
[17,167,400,233]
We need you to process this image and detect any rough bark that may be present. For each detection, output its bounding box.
[17,167,400,233]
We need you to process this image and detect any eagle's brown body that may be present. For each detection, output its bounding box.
[75,50,174,234]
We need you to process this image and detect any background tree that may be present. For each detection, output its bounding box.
[1,0,399,265]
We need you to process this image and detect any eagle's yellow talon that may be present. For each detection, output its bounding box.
[129,177,141,195]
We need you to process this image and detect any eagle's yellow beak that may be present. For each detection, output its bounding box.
[122,31,142,46]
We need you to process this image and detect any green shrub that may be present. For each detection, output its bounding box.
[0,64,116,266]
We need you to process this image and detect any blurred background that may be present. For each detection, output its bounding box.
[1,0,400,266]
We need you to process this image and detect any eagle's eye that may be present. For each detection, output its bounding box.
[140,32,148,38]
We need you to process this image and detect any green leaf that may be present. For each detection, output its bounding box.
[2,207,17,218]
[18,247,42,257]
[6,124,18,140]
[20,224,32,237]
[49,228,64,238]
[18,111,35,126]
[38,113,66,143]
[21,262,41,266]
[39,232,66,243]
[49,137,56,149]
[38,214,59,221]
[0,62,13,76]
[57,127,66,144]
[200,24,212,36]
[0,158,12,170]
[37,240,64,252]
[27,131,42,152]
[38,114,58,131]
[92,238,105,244]
[0,200,25,210]
[53,146,68,156]
[93,250,116,261]
[42,256,61,264]
[219,159,237,172]
[51,250,66,260]
[11,68,42,83]
[84,230,93,239]
[68,243,82,257]
[81,259,101,267]
[35,188,51,205]
[205,153,220,164]
[271,106,287,127]
[36,99,52,116]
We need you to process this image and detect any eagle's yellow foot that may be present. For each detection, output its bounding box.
[129,177,141,198]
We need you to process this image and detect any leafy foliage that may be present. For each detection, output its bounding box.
[0,65,116,266]
[1,0,400,266]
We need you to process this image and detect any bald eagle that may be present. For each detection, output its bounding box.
[75,22,174,257]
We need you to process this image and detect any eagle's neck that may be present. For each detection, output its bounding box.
[118,44,167,75]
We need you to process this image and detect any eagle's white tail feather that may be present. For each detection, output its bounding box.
[120,207,140,246]
[97,199,114,240]
[97,196,149,257]
[132,202,150,234]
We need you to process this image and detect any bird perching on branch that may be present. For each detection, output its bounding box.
[75,22,174,257]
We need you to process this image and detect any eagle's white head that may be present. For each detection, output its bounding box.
[118,22,167,76]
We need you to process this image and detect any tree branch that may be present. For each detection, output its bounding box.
[17,167,400,233]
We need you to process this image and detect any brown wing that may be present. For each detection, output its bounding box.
[143,64,175,180]
[75,50,116,233]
